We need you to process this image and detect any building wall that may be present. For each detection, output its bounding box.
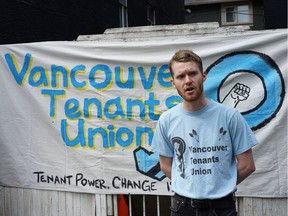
[0,0,120,44]
[185,4,222,25]
[127,0,147,26]
[0,0,184,44]
[252,0,265,30]
[264,0,287,29]
[156,0,185,25]
[128,0,185,27]
[185,1,265,30]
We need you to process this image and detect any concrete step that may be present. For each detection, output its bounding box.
[77,22,250,42]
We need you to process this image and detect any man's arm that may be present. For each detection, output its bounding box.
[236,149,256,184]
[159,155,173,179]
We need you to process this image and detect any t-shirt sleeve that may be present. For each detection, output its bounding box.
[229,110,258,156]
[150,116,174,157]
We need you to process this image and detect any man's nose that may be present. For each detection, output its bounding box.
[184,75,192,83]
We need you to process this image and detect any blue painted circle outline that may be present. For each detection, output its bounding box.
[204,51,285,130]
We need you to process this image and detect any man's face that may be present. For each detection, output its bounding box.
[171,61,206,103]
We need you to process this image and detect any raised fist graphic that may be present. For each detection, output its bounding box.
[221,83,250,108]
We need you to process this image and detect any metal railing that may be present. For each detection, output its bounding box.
[96,194,170,216]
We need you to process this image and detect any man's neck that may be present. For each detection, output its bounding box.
[182,98,209,112]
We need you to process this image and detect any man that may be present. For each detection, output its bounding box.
[151,50,257,216]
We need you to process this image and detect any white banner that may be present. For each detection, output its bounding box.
[0,29,286,197]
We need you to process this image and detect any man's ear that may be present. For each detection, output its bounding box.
[203,71,207,81]
[170,77,175,87]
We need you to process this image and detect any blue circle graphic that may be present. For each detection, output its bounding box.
[204,51,285,130]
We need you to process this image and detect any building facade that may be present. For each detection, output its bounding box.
[0,0,185,44]
[120,0,185,27]
[185,0,287,30]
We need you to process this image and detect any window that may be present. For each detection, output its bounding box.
[222,2,252,25]
[147,4,156,25]
[119,0,128,27]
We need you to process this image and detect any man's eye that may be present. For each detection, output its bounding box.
[189,72,197,76]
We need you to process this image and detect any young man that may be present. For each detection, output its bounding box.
[151,50,257,216]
